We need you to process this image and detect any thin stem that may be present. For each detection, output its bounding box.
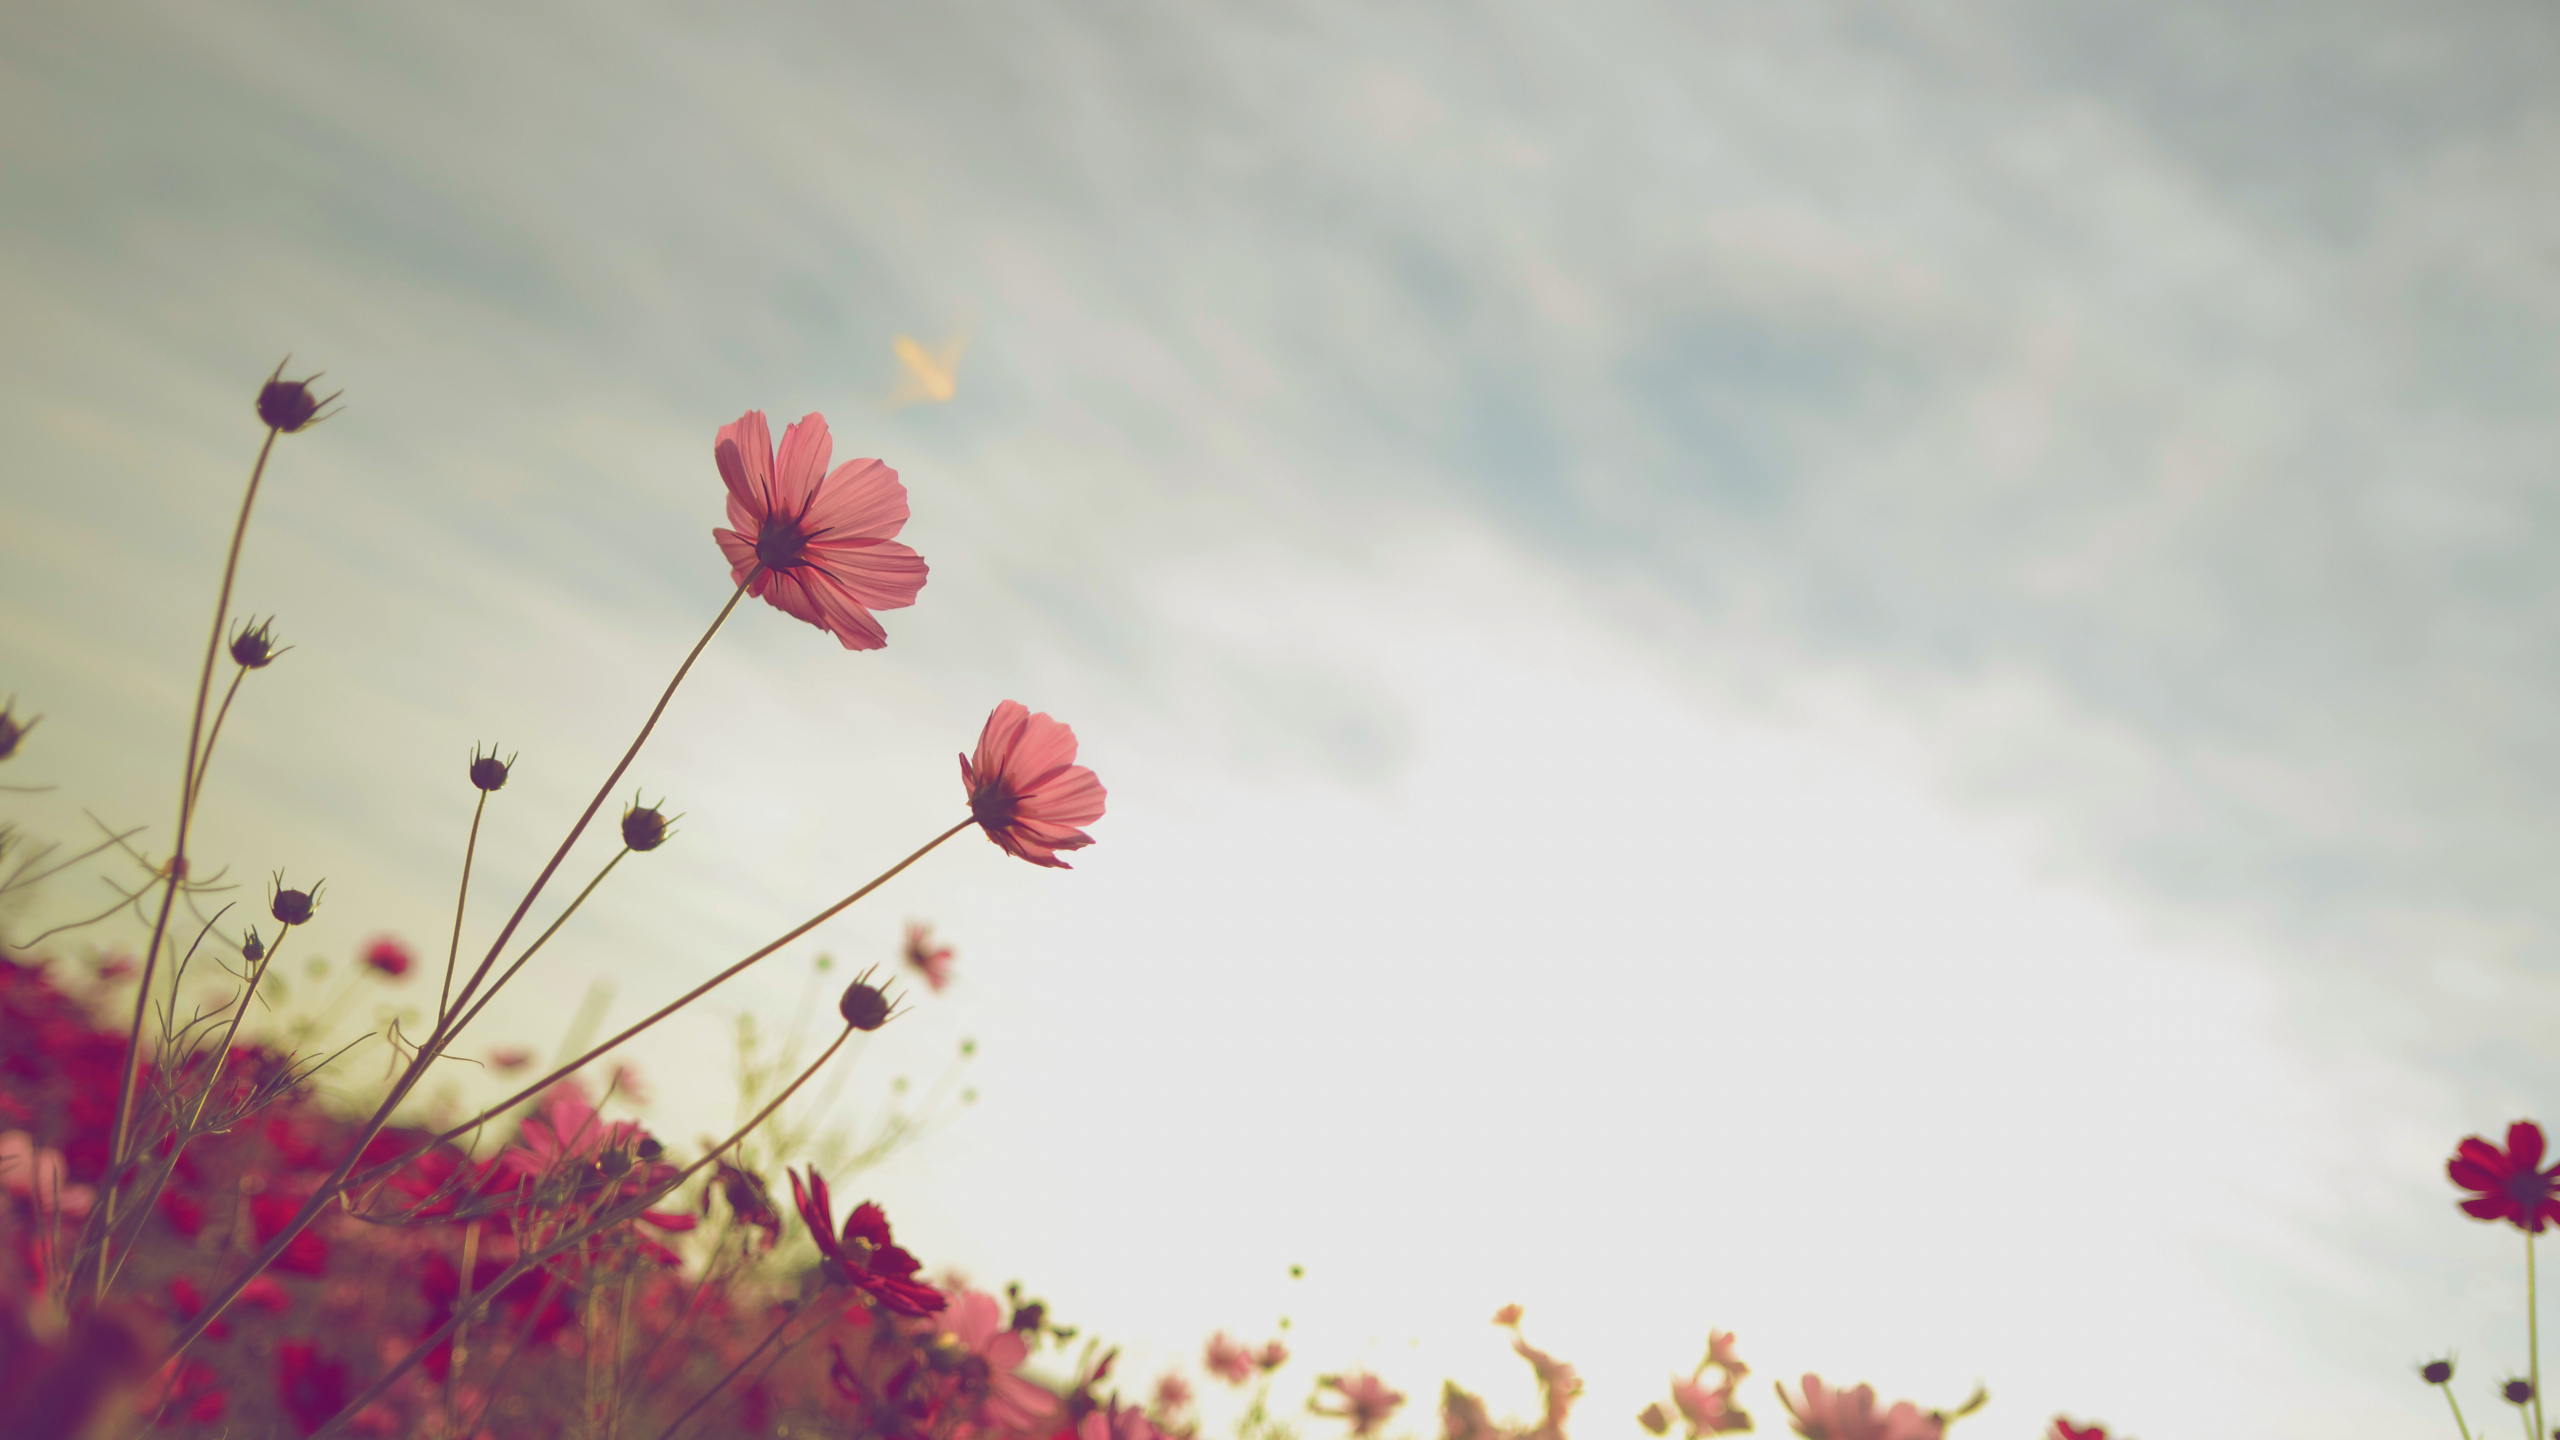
[304,1025,857,1440]
[399,818,970,1168]
[443,1220,481,1440]
[156,583,749,1360]
[185,667,249,814]
[113,426,279,1178]
[2532,1228,2545,1440]
[651,1292,817,1440]
[2445,1386,2474,1440]
[179,928,291,1136]
[446,848,630,1043]
[433,582,748,1047]
[440,791,490,1025]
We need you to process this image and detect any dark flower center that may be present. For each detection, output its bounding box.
[2507,1170,2552,1208]
[756,515,809,569]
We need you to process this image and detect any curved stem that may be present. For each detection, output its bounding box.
[652,1291,817,1440]
[440,791,490,1025]
[434,582,747,1046]
[185,667,249,814]
[402,818,969,1166]
[156,584,749,1359]
[304,1024,856,1440]
[104,423,278,1293]
[445,848,630,1044]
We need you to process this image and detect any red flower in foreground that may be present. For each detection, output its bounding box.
[904,920,956,991]
[713,410,927,650]
[961,701,1107,869]
[2049,1421,2110,1440]
[362,937,412,979]
[1778,1376,1942,1440]
[1313,1372,1406,1436]
[789,1167,945,1316]
[2449,1121,2560,1232]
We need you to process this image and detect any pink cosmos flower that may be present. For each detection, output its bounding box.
[1154,1373,1196,1415]
[1257,1341,1290,1372]
[713,410,927,650]
[905,920,956,991]
[2049,1422,2109,1440]
[0,1131,94,1220]
[789,1167,946,1316]
[938,1288,1057,1435]
[1315,1372,1407,1437]
[1204,1333,1256,1385]
[961,701,1107,868]
[1704,1330,1747,1379]
[1492,1304,1524,1327]
[1777,1376,1942,1440]
[2449,1121,2560,1232]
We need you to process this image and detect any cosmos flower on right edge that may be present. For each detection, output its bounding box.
[2448,1120,2560,1231]
[961,700,1107,868]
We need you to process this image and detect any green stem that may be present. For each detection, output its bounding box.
[2446,1385,2474,1440]
[2533,1228,2545,1440]
[439,791,489,1025]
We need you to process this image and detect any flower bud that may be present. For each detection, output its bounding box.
[0,699,39,761]
[840,973,894,1031]
[2508,1378,2536,1405]
[256,359,340,433]
[242,927,265,963]
[269,876,322,927]
[2421,1359,2454,1385]
[469,745,513,793]
[228,617,286,669]
[621,798,670,852]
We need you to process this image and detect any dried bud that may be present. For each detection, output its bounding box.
[269,875,322,927]
[1009,1301,1046,1335]
[2508,1378,2536,1406]
[2422,1359,2454,1386]
[621,797,671,852]
[469,745,513,792]
[0,698,39,761]
[839,967,896,1031]
[242,927,265,963]
[228,616,287,669]
[256,359,341,433]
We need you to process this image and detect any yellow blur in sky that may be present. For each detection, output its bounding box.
[889,332,968,408]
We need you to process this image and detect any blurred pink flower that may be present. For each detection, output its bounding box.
[1704,1330,1747,1379]
[939,1288,1057,1435]
[1511,1336,1582,1440]
[1491,1304,1523,1328]
[607,1061,649,1106]
[488,1046,532,1073]
[1315,1372,1407,1436]
[905,921,956,991]
[0,1130,94,1220]
[2048,1423,2109,1440]
[1670,1378,1750,1435]
[1257,1341,1290,1372]
[1778,1376,1942,1440]
[1204,1333,1256,1385]
[361,937,412,979]
[713,410,926,650]
[1154,1373,1195,1415]
[961,701,1107,868]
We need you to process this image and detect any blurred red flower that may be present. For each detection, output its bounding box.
[361,937,412,979]
[961,701,1107,869]
[2449,1121,2560,1232]
[273,1342,347,1436]
[2049,1421,2110,1440]
[789,1167,945,1316]
[713,410,927,650]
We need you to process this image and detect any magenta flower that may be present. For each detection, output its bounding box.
[1204,1333,1256,1385]
[2449,1121,2560,1232]
[789,1167,946,1316]
[713,410,927,650]
[904,920,956,992]
[961,701,1107,868]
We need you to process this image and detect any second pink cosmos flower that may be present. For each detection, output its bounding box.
[713,410,927,650]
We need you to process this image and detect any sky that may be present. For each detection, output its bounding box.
[4,1,2559,1435]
